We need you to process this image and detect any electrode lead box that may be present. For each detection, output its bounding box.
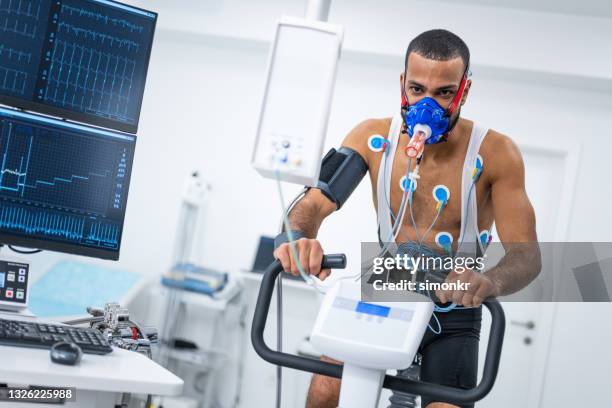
[0,258,30,312]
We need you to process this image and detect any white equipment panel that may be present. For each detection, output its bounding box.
[310,280,433,408]
[252,16,344,186]
[310,280,434,370]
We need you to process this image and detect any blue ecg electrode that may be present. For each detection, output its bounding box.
[400,175,417,194]
[435,231,453,253]
[433,185,450,210]
[479,230,490,246]
[367,135,387,152]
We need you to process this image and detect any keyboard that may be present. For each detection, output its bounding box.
[0,318,113,355]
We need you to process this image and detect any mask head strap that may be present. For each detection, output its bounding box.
[446,63,470,115]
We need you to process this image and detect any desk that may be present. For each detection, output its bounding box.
[0,312,183,407]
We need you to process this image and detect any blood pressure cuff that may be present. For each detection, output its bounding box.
[313,147,368,210]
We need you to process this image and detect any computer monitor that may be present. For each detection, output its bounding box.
[0,107,135,260]
[250,235,301,281]
[0,0,157,133]
[251,236,275,272]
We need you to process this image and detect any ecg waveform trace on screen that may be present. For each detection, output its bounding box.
[59,4,144,33]
[45,39,137,123]
[0,0,43,39]
[57,22,141,52]
[0,0,47,98]
[0,66,28,95]
[0,203,120,247]
[44,1,150,125]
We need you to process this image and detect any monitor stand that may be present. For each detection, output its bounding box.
[0,306,34,317]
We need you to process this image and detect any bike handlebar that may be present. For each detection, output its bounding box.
[251,256,506,405]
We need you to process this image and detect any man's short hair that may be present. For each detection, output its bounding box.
[405,29,470,72]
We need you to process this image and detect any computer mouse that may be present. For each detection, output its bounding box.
[50,342,83,366]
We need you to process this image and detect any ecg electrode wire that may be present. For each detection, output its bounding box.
[428,311,442,334]
[457,181,476,246]
[275,170,326,293]
[382,141,396,224]
[277,187,308,235]
[353,158,413,282]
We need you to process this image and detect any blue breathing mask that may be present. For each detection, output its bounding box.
[404,97,450,145]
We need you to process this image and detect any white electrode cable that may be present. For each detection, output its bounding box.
[354,158,413,281]
[275,170,326,293]
[277,187,308,235]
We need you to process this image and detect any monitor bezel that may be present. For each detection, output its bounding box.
[0,233,124,260]
[0,0,158,134]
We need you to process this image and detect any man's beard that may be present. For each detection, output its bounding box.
[447,108,461,135]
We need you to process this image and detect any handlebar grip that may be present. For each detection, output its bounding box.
[321,254,347,270]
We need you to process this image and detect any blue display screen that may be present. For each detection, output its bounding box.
[0,0,157,133]
[356,301,390,317]
[0,108,135,260]
[0,272,4,288]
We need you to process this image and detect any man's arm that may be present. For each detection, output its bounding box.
[438,133,541,306]
[274,120,374,280]
[285,189,337,239]
[483,135,541,297]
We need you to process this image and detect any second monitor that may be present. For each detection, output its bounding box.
[0,107,136,260]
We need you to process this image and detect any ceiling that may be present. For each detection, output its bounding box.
[430,0,612,19]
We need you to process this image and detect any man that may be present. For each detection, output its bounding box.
[274,29,541,408]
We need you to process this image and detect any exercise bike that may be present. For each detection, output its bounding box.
[251,255,505,408]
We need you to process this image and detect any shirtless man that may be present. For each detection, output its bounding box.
[274,29,541,408]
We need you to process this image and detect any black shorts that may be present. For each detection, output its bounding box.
[396,306,482,408]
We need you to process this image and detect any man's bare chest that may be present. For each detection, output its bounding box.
[386,153,467,232]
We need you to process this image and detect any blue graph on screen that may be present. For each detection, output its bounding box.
[0,109,135,256]
[0,0,156,132]
[0,205,119,247]
[0,120,115,213]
